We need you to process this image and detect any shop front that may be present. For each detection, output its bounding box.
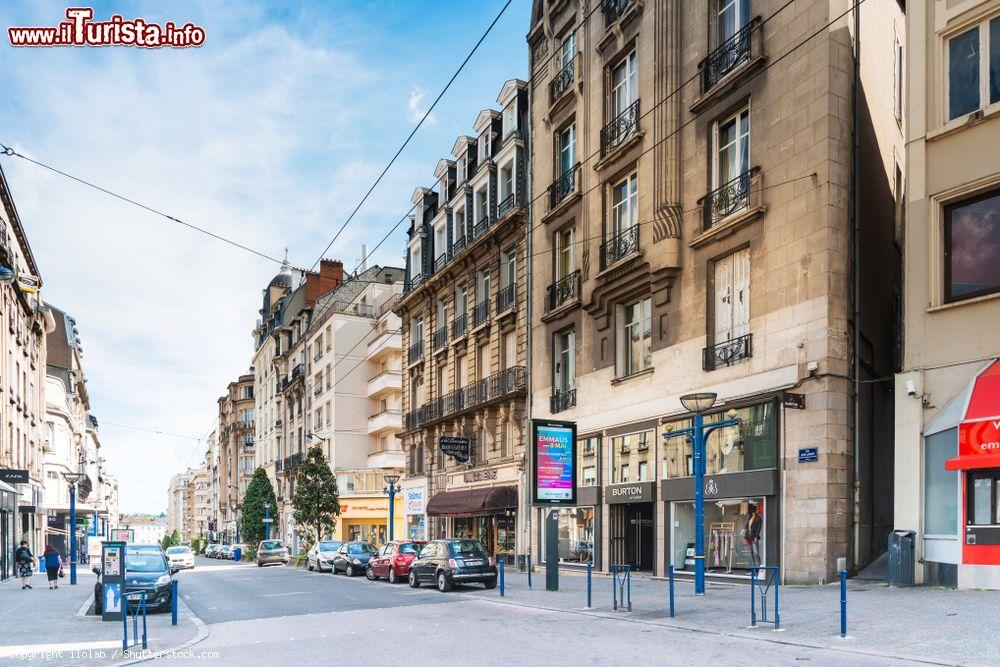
[401,479,427,541]
[333,496,404,547]
[539,434,602,569]
[425,483,518,563]
[1,481,16,581]
[606,481,656,572]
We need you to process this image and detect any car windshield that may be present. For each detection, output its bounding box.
[448,540,487,557]
[125,549,167,573]
[349,543,377,554]
[399,543,422,555]
[319,541,341,552]
[166,547,190,555]
[260,541,283,550]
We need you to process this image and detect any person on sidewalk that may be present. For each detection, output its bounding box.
[15,540,34,589]
[42,544,63,589]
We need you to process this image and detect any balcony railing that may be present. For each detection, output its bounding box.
[434,253,448,272]
[600,225,640,269]
[601,99,640,155]
[473,299,490,327]
[474,213,491,238]
[496,284,516,313]
[700,18,759,93]
[550,388,577,414]
[313,385,322,397]
[498,193,517,219]
[452,235,467,256]
[549,163,580,210]
[451,313,468,339]
[369,408,402,420]
[699,166,761,231]
[405,272,423,294]
[547,270,580,311]
[433,325,448,351]
[421,366,527,425]
[408,339,424,364]
[281,451,304,474]
[603,0,632,26]
[703,333,753,371]
[550,56,576,103]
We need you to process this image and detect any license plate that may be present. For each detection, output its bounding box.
[125,592,145,601]
[463,559,483,566]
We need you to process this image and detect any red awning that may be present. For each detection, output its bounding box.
[945,360,1000,471]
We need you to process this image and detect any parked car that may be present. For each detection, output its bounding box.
[307,540,343,572]
[229,544,248,561]
[366,540,425,583]
[93,544,174,614]
[165,545,195,570]
[330,541,378,576]
[256,540,289,567]
[205,543,220,558]
[216,545,232,560]
[408,539,497,592]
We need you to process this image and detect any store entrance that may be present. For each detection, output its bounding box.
[610,503,654,571]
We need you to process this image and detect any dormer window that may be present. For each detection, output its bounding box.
[502,102,517,138]
[457,156,467,184]
[478,132,489,161]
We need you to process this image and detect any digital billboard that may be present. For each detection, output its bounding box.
[532,419,577,505]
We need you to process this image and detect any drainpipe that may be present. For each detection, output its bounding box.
[851,0,862,573]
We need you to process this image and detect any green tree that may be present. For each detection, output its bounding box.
[160,529,179,550]
[292,446,341,544]
[241,467,277,547]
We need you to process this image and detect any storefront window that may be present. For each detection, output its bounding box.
[549,507,594,565]
[612,430,654,483]
[968,471,1000,526]
[453,517,474,539]
[406,515,426,540]
[662,402,776,478]
[496,512,516,555]
[672,498,764,574]
[924,428,959,534]
[579,436,599,487]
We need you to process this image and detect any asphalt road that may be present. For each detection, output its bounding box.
[166,558,917,665]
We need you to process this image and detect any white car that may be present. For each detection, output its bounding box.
[165,545,195,570]
[307,540,343,572]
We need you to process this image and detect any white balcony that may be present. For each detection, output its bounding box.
[367,409,402,434]
[367,448,405,470]
[367,371,402,398]
[367,330,402,362]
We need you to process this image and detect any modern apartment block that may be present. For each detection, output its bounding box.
[167,469,195,543]
[217,370,254,544]
[397,79,529,562]
[894,0,1000,589]
[526,0,903,583]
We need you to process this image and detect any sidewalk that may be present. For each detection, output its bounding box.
[456,568,1000,666]
[0,569,203,665]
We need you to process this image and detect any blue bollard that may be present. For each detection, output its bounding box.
[171,579,178,626]
[626,567,632,612]
[499,560,505,597]
[586,561,592,608]
[774,571,780,630]
[840,569,847,637]
[750,568,757,627]
[142,593,148,650]
[669,564,675,618]
[527,555,532,589]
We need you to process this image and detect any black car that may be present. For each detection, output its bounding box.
[408,539,497,592]
[331,541,378,576]
[93,544,174,613]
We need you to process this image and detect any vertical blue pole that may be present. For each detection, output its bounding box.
[388,487,395,541]
[264,506,271,541]
[69,484,78,585]
[693,411,705,596]
[122,592,128,653]
[141,593,148,649]
[499,559,505,596]
[587,561,592,608]
[669,564,675,618]
[612,566,617,610]
[626,567,632,612]
[171,580,179,626]
[774,569,780,629]
[750,568,757,627]
[527,555,532,589]
[840,569,847,637]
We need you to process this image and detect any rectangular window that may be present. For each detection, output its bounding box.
[612,431,653,483]
[455,285,468,317]
[944,188,1000,302]
[610,50,638,118]
[476,188,489,224]
[662,402,777,478]
[548,507,594,565]
[894,38,903,122]
[456,355,467,388]
[718,0,750,45]
[611,173,638,236]
[502,101,517,138]
[618,297,651,377]
[947,18,1000,121]
[559,123,576,175]
[714,107,750,191]
[501,251,517,289]
[714,248,750,343]
[454,207,466,240]
[409,246,421,280]
[579,436,598,487]
[553,328,575,392]
[556,227,575,280]
[477,269,491,305]
[503,331,516,370]
[560,32,576,69]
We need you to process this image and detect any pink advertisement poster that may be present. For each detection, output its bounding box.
[535,424,574,502]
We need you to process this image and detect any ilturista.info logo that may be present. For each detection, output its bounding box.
[8,7,205,48]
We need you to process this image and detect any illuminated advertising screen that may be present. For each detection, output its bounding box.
[532,419,577,505]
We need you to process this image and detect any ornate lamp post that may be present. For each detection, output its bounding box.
[61,458,87,586]
[383,474,402,542]
[229,501,241,544]
[263,502,272,541]
[662,393,741,596]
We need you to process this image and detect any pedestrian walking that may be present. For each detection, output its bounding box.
[43,544,63,589]
[15,540,34,589]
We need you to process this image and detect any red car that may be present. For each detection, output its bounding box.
[366,540,426,583]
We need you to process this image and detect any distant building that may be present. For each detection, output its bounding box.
[120,514,167,546]
[218,371,254,544]
[167,469,195,542]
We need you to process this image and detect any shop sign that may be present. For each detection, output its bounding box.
[798,447,818,463]
[405,489,425,515]
[463,469,497,483]
[783,393,806,409]
[0,469,29,484]
[532,419,577,505]
[111,529,134,542]
[606,481,655,504]
[440,436,471,463]
[960,419,1000,457]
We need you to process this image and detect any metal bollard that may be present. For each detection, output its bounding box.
[626,567,632,612]
[527,555,532,589]
[141,593,148,650]
[750,568,757,627]
[586,561,592,608]
[840,569,847,637]
[499,559,505,597]
[669,564,675,618]
[171,579,178,626]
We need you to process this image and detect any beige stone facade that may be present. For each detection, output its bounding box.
[218,371,255,543]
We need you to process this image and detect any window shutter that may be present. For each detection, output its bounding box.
[714,254,734,342]
[567,330,576,388]
[733,248,750,337]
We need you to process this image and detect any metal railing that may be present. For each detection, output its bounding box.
[549,163,580,209]
[369,408,402,420]
[282,451,304,472]
[474,213,491,238]
[498,193,517,219]
[433,325,448,351]
[434,253,448,272]
[703,333,753,371]
[550,388,577,414]
[699,167,761,230]
[451,313,468,339]
[600,225,640,269]
[405,272,423,294]
[550,55,576,103]
[603,0,632,26]
[473,299,490,327]
[452,235,467,256]
[547,270,580,311]
[699,17,760,93]
[431,366,527,422]
[408,339,424,364]
[601,99,640,155]
[496,284,516,313]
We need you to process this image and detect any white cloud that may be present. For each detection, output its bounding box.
[407,85,436,125]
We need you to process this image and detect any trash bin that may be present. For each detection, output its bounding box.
[887,530,915,587]
[38,555,46,573]
[232,547,242,562]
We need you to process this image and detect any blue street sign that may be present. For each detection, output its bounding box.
[798,447,818,463]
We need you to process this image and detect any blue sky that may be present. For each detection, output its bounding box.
[0,0,530,512]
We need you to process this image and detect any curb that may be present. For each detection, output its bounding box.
[120,597,210,665]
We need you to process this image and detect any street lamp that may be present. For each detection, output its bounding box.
[383,474,401,542]
[229,501,241,544]
[61,459,87,586]
[662,393,741,596]
[262,502,272,541]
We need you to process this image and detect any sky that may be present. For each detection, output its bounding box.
[0,0,530,514]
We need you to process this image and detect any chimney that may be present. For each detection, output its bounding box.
[320,259,344,287]
[360,244,369,272]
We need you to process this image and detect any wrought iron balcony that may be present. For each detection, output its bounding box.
[703,333,753,371]
[498,193,517,219]
[550,56,576,103]
[699,166,761,231]
[491,366,526,396]
[283,451,304,472]
[433,325,448,351]
[434,253,448,272]
[474,213,491,238]
[407,339,424,364]
[451,313,468,339]
[549,163,580,210]
[550,388,577,414]
[473,299,490,328]
[405,272,423,294]
[600,99,640,155]
[603,0,632,26]
[546,270,580,311]
[405,410,422,431]
[600,225,640,269]
[452,235,467,256]
[496,284,516,313]
[699,18,760,94]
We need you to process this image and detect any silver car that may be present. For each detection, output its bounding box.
[256,540,289,567]
[307,540,343,572]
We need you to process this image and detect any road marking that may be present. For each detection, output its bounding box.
[262,591,312,597]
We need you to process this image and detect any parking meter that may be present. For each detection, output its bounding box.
[101,541,126,622]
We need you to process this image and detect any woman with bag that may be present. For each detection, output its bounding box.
[15,540,34,589]
[43,543,63,589]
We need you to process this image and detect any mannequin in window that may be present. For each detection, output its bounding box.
[743,502,761,568]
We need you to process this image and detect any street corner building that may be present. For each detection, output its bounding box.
[396,79,530,564]
[524,0,904,584]
[894,0,1000,590]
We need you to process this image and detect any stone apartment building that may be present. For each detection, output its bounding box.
[894,0,1000,589]
[217,370,254,543]
[167,469,195,543]
[397,79,530,563]
[526,0,903,583]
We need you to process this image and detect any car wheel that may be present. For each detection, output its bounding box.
[308,561,314,571]
[388,568,399,584]
[408,570,420,588]
[437,571,452,592]
[365,566,376,581]
[483,579,497,590]
[346,565,355,577]
[257,562,263,567]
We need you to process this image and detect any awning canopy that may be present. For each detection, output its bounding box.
[425,485,518,517]
[945,359,1000,471]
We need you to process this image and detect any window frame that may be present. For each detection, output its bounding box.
[943,187,1000,303]
[610,172,638,237]
[617,297,652,378]
[712,105,751,192]
[553,327,576,393]
[944,16,1000,123]
[610,49,638,119]
[967,469,1000,526]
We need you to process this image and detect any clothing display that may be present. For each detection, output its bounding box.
[709,522,736,572]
